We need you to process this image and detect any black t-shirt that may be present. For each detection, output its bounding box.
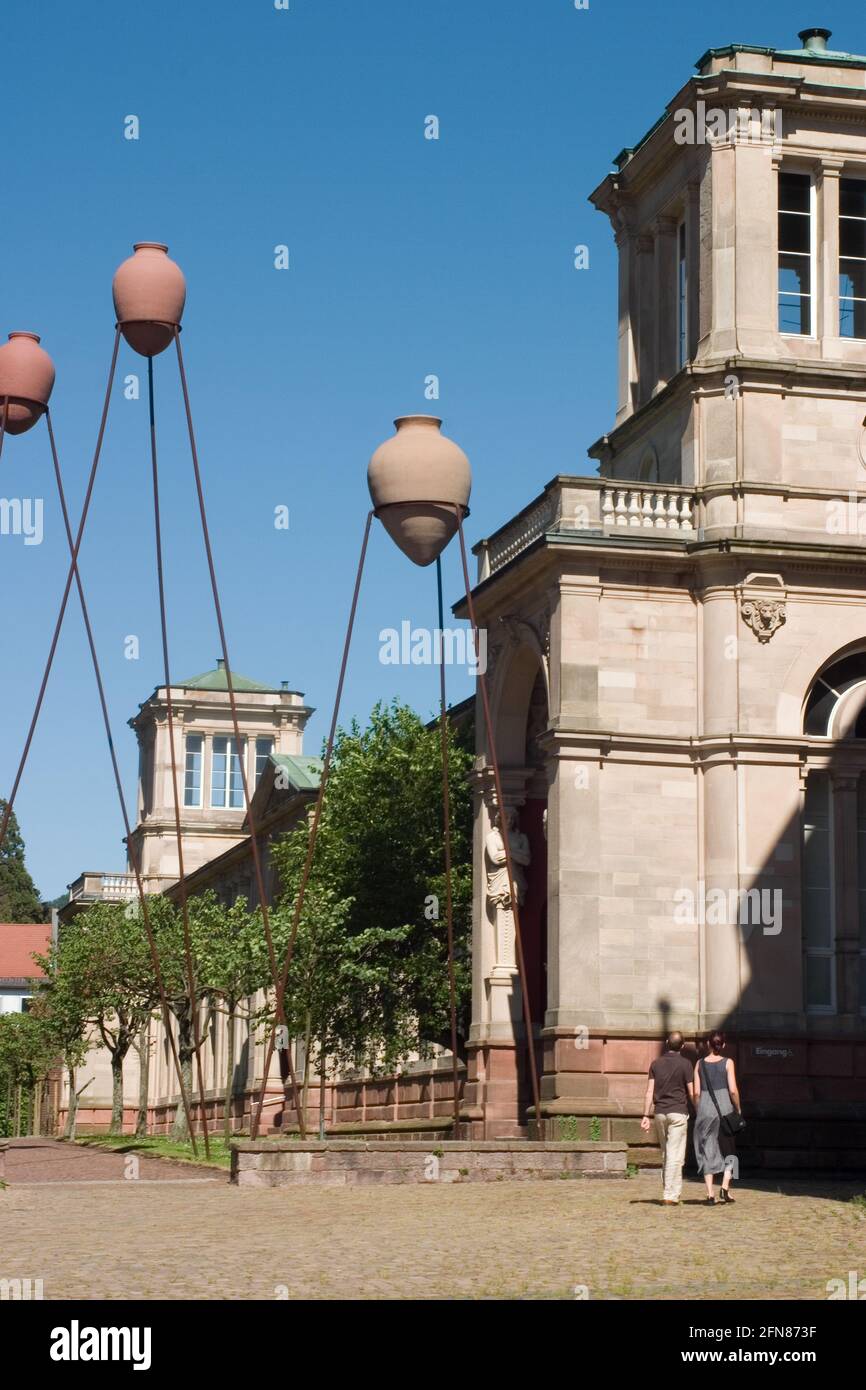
[649,1052,693,1115]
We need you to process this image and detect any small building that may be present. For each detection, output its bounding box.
[0,922,52,1013]
[58,665,319,1133]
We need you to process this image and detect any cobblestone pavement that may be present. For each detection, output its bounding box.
[1,1141,863,1300]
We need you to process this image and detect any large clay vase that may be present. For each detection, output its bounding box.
[0,333,56,435]
[112,242,186,357]
[368,416,471,566]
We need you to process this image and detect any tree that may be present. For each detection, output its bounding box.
[48,902,169,1134]
[32,942,91,1139]
[269,699,473,1086]
[0,800,45,923]
[140,895,203,1143]
[0,1010,57,1137]
[193,892,265,1139]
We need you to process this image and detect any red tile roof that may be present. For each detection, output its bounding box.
[0,923,51,980]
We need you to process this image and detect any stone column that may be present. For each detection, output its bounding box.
[701,584,741,1022]
[686,179,701,356]
[467,759,535,1137]
[818,157,843,348]
[614,223,637,424]
[734,139,778,355]
[636,233,656,406]
[654,216,679,390]
[705,144,737,358]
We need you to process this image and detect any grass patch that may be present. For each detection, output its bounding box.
[73,1133,231,1170]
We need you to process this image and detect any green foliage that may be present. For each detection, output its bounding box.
[0,1010,57,1136]
[1,698,475,1138]
[559,1115,579,1142]
[589,1115,602,1143]
[0,799,45,923]
[268,699,473,1076]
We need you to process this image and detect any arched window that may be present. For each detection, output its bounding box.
[801,651,866,1015]
[803,650,866,736]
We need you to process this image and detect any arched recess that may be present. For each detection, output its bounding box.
[489,628,550,766]
[638,445,660,483]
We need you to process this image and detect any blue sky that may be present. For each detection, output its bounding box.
[1,0,860,897]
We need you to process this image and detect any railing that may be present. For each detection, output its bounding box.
[479,489,562,579]
[100,874,137,899]
[67,872,138,904]
[601,485,694,532]
[476,477,696,579]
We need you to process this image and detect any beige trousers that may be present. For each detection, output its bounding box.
[654,1112,689,1201]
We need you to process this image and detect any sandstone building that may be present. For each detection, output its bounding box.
[462,27,866,1164]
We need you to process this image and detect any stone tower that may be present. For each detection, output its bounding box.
[463,28,866,1163]
[128,661,312,892]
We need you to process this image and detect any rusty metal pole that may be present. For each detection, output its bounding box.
[42,400,200,1153]
[251,510,374,1140]
[146,358,211,1157]
[436,557,462,1136]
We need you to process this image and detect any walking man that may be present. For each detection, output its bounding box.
[640,1032,695,1205]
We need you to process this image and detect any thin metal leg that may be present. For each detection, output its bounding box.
[251,509,374,1140]
[43,403,198,1150]
[147,358,211,1157]
[173,330,305,1139]
[436,556,462,1135]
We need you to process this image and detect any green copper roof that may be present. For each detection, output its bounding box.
[270,754,323,791]
[695,30,866,72]
[176,663,282,694]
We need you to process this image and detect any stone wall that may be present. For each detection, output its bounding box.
[231,1139,627,1187]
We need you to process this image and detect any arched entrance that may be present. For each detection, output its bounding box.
[470,630,549,1136]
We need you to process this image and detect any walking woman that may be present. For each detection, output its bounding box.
[694,1032,742,1205]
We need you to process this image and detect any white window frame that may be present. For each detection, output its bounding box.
[839,174,866,341]
[210,735,246,810]
[255,736,274,787]
[778,170,817,340]
[183,734,204,809]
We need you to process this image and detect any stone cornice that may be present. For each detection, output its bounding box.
[599,71,866,205]
[538,727,865,770]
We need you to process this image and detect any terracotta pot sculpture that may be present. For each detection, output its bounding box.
[0,333,56,434]
[112,242,186,357]
[368,416,471,566]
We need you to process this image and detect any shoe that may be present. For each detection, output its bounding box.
[719,1188,735,1204]
[662,1198,679,1205]
[704,1196,717,1205]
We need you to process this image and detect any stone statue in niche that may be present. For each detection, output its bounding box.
[485,807,531,972]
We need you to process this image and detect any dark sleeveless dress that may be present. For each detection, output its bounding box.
[694,1057,736,1175]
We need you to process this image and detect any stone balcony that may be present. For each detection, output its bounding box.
[474,474,866,581]
[66,872,138,906]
